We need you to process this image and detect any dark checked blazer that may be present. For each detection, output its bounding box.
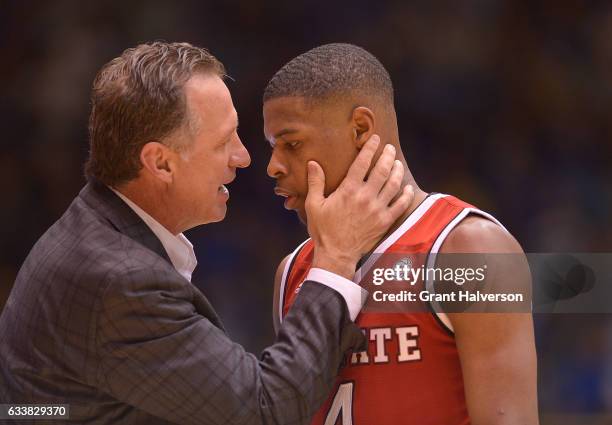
[0,179,365,425]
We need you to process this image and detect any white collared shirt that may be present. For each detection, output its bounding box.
[111,188,197,282]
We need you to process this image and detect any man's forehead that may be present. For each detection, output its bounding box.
[184,74,236,130]
[185,73,227,99]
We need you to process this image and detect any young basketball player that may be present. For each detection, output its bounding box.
[263,44,538,425]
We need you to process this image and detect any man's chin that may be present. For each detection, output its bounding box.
[207,205,228,224]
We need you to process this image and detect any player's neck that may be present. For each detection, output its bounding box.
[357,179,427,267]
[381,158,427,242]
[385,183,428,241]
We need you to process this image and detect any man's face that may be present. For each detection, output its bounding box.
[264,97,358,223]
[172,74,250,228]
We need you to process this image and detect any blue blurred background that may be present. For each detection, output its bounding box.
[1,0,611,422]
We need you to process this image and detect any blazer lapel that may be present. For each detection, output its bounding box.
[79,179,226,331]
[78,179,174,268]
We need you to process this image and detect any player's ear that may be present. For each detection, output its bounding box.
[140,141,175,184]
[351,106,375,149]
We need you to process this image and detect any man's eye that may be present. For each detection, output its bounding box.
[287,141,301,149]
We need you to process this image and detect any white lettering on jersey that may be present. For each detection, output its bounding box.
[396,326,422,362]
[369,328,392,363]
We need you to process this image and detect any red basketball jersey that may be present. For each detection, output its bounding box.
[277,194,505,425]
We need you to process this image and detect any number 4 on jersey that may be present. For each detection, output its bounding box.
[324,382,354,425]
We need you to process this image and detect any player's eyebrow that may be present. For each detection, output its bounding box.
[273,128,298,138]
[268,128,299,148]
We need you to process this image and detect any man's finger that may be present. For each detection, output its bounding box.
[364,143,396,194]
[344,134,380,184]
[387,184,414,220]
[378,160,405,204]
[306,161,326,204]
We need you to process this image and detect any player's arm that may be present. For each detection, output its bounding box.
[441,216,539,425]
[272,255,290,335]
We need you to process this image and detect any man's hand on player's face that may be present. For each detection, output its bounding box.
[306,134,414,279]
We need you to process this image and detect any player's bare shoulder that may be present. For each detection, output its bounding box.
[441,214,522,254]
[440,213,531,312]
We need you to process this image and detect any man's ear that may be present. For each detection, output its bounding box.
[351,106,375,149]
[140,141,175,183]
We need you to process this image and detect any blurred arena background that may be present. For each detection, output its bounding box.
[1,0,611,422]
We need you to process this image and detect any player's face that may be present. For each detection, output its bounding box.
[264,96,359,223]
[172,74,250,228]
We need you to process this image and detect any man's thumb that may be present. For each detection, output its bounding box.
[306,161,325,201]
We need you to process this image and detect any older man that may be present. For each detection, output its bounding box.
[0,42,412,424]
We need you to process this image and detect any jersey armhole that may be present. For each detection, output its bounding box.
[424,208,508,335]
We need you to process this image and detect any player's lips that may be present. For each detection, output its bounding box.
[273,187,299,210]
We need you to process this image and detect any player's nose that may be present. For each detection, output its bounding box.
[267,149,287,178]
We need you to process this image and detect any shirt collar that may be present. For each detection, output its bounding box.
[110,188,197,282]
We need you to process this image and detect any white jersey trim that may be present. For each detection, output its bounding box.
[425,207,507,333]
[276,195,507,334]
[354,193,447,282]
[278,238,310,325]
[277,194,446,324]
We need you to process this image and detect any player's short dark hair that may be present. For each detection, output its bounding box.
[263,43,393,105]
[85,41,225,187]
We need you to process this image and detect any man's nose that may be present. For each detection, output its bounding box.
[267,148,287,178]
[230,136,251,169]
